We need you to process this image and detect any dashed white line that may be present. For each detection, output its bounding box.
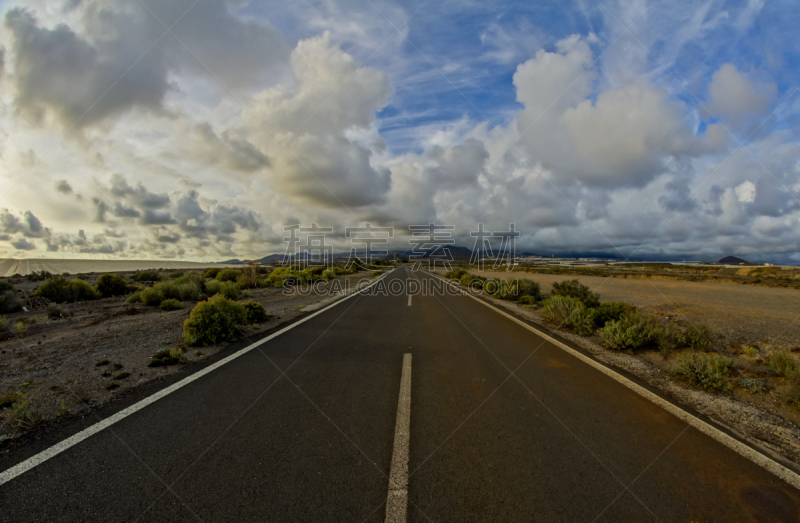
[407,294,412,307]
[385,353,412,523]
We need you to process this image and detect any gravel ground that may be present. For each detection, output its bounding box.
[0,271,381,444]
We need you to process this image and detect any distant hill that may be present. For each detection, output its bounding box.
[219,259,244,264]
[718,255,751,265]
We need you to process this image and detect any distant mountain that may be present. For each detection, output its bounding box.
[718,255,751,265]
[219,259,244,264]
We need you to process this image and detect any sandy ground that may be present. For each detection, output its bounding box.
[465,269,800,351]
[0,271,380,443]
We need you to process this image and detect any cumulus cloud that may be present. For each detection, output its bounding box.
[706,63,777,133]
[3,0,289,130]
[11,236,35,250]
[55,180,73,194]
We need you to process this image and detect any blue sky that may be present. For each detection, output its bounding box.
[0,0,798,263]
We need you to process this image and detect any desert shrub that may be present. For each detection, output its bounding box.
[0,316,9,331]
[568,306,597,336]
[542,295,583,326]
[738,379,767,394]
[134,270,162,282]
[517,279,543,301]
[592,302,636,328]
[105,382,119,390]
[216,269,241,282]
[649,323,685,358]
[372,270,384,277]
[33,277,99,303]
[237,263,259,288]
[672,353,736,393]
[768,351,798,377]
[173,282,204,301]
[148,348,188,367]
[96,359,109,366]
[46,302,72,319]
[26,271,53,282]
[242,301,270,324]
[203,267,222,279]
[0,290,22,313]
[322,270,337,280]
[0,281,14,292]
[598,314,649,351]
[172,272,205,290]
[0,391,22,409]
[95,273,131,297]
[9,398,44,430]
[550,279,600,308]
[168,271,184,279]
[140,286,165,306]
[114,371,130,380]
[685,324,715,352]
[183,295,248,346]
[126,292,142,304]
[444,268,469,280]
[11,320,27,337]
[517,295,537,305]
[205,280,241,299]
[160,298,183,311]
[743,345,759,356]
[459,273,474,285]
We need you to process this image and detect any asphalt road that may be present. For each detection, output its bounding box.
[2,266,799,522]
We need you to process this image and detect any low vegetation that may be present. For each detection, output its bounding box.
[95,273,132,298]
[33,276,100,303]
[672,353,736,393]
[160,298,183,311]
[182,295,267,346]
[134,270,163,282]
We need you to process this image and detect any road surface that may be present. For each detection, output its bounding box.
[1,267,799,522]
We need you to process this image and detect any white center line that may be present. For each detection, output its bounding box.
[407,294,412,306]
[385,353,412,523]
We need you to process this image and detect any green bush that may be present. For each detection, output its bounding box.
[148,348,187,367]
[203,267,222,279]
[672,353,736,393]
[33,277,100,303]
[173,282,204,301]
[685,324,715,351]
[550,279,600,308]
[592,302,636,328]
[95,273,131,297]
[183,295,248,346]
[46,302,72,319]
[767,351,798,377]
[0,290,22,313]
[134,270,162,282]
[205,280,241,299]
[517,295,537,305]
[0,280,15,292]
[9,398,44,430]
[126,292,142,304]
[242,301,270,324]
[168,271,184,279]
[738,379,766,394]
[568,306,597,336]
[542,295,583,326]
[160,298,183,311]
[12,320,27,337]
[140,286,165,306]
[517,279,543,301]
[649,323,685,358]
[215,269,241,282]
[598,314,649,351]
[459,273,474,285]
[444,268,468,280]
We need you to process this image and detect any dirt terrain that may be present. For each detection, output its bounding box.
[0,270,380,446]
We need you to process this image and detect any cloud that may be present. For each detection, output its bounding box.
[55,180,73,194]
[3,1,289,130]
[11,236,35,249]
[706,63,777,133]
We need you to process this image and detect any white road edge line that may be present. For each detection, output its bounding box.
[385,353,412,523]
[429,270,800,491]
[0,269,396,486]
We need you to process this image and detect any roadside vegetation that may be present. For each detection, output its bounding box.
[445,268,800,406]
